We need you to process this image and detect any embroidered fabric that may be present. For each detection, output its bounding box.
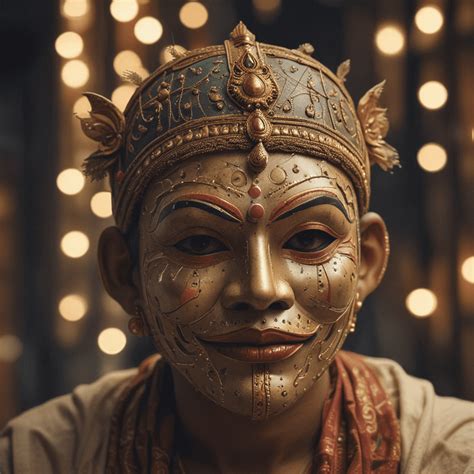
[105,351,400,473]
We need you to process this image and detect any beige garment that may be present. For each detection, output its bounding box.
[0,356,473,474]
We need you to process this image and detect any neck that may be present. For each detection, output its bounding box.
[172,367,330,474]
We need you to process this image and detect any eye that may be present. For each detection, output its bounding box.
[283,229,336,253]
[174,235,228,255]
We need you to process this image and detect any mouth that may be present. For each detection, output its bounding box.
[199,328,315,363]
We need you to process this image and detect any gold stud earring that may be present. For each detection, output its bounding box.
[350,293,363,333]
[128,305,145,336]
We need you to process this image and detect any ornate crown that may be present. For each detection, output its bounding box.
[79,22,399,231]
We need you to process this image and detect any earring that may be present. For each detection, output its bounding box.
[350,293,363,333]
[128,305,145,336]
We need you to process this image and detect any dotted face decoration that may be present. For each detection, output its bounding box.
[138,151,360,421]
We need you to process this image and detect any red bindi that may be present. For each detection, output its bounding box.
[248,203,265,220]
[247,184,262,198]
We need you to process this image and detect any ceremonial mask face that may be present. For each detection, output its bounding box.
[138,151,360,420]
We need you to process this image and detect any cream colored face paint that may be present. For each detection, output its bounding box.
[139,151,359,419]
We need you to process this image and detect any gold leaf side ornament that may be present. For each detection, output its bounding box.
[77,93,125,180]
[357,80,400,171]
[336,59,351,82]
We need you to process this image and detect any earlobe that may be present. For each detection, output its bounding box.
[357,212,390,301]
[98,226,139,315]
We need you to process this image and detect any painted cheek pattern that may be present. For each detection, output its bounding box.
[289,232,358,323]
[142,249,229,326]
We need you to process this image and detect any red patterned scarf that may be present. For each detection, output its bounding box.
[106,351,400,473]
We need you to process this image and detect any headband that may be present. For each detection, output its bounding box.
[79,22,399,231]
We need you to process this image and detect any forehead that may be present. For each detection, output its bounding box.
[141,151,357,214]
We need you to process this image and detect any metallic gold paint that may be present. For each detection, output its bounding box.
[138,151,359,419]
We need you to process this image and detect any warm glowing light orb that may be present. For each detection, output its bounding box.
[418,81,448,110]
[90,192,112,218]
[461,256,474,284]
[59,294,87,322]
[73,96,90,115]
[0,335,23,363]
[110,0,139,22]
[62,0,89,18]
[415,6,444,34]
[417,143,447,172]
[134,16,163,44]
[253,0,281,12]
[179,2,209,29]
[406,288,437,317]
[61,60,90,88]
[111,84,137,112]
[375,25,405,55]
[56,168,85,195]
[61,231,89,258]
[55,32,84,59]
[113,50,142,76]
[98,328,127,355]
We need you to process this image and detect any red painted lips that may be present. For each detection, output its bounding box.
[199,328,315,363]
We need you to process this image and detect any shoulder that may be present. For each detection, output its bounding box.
[0,368,136,474]
[362,355,474,474]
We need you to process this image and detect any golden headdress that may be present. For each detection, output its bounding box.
[79,22,399,232]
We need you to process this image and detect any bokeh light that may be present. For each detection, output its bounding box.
[253,0,281,12]
[461,256,474,284]
[110,0,139,22]
[417,143,447,172]
[59,294,87,322]
[134,16,163,44]
[113,50,142,76]
[61,59,90,88]
[0,335,23,363]
[406,288,438,317]
[62,0,89,18]
[73,96,90,115]
[55,32,84,59]
[415,6,444,34]
[375,25,405,55]
[179,2,209,29]
[90,191,112,218]
[56,168,85,195]
[111,84,137,111]
[98,328,127,355]
[61,231,89,258]
[418,81,448,110]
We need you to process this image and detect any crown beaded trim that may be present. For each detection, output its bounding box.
[79,22,399,232]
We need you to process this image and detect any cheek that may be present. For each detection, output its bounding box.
[291,237,358,323]
[142,250,227,325]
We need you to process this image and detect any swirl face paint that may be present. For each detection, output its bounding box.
[139,152,359,420]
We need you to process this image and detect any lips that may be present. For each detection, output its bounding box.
[199,328,315,363]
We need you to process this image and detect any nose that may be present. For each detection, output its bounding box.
[222,232,295,312]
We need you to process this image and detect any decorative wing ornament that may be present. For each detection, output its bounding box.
[77,93,125,180]
[357,80,400,171]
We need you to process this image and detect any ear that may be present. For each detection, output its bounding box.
[98,226,139,315]
[357,212,389,301]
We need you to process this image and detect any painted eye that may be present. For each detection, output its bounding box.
[283,229,336,252]
[174,235,228,255]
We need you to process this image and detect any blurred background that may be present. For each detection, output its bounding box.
[0,0,473,427]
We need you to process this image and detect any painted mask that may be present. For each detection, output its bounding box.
[138,151,359,419]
